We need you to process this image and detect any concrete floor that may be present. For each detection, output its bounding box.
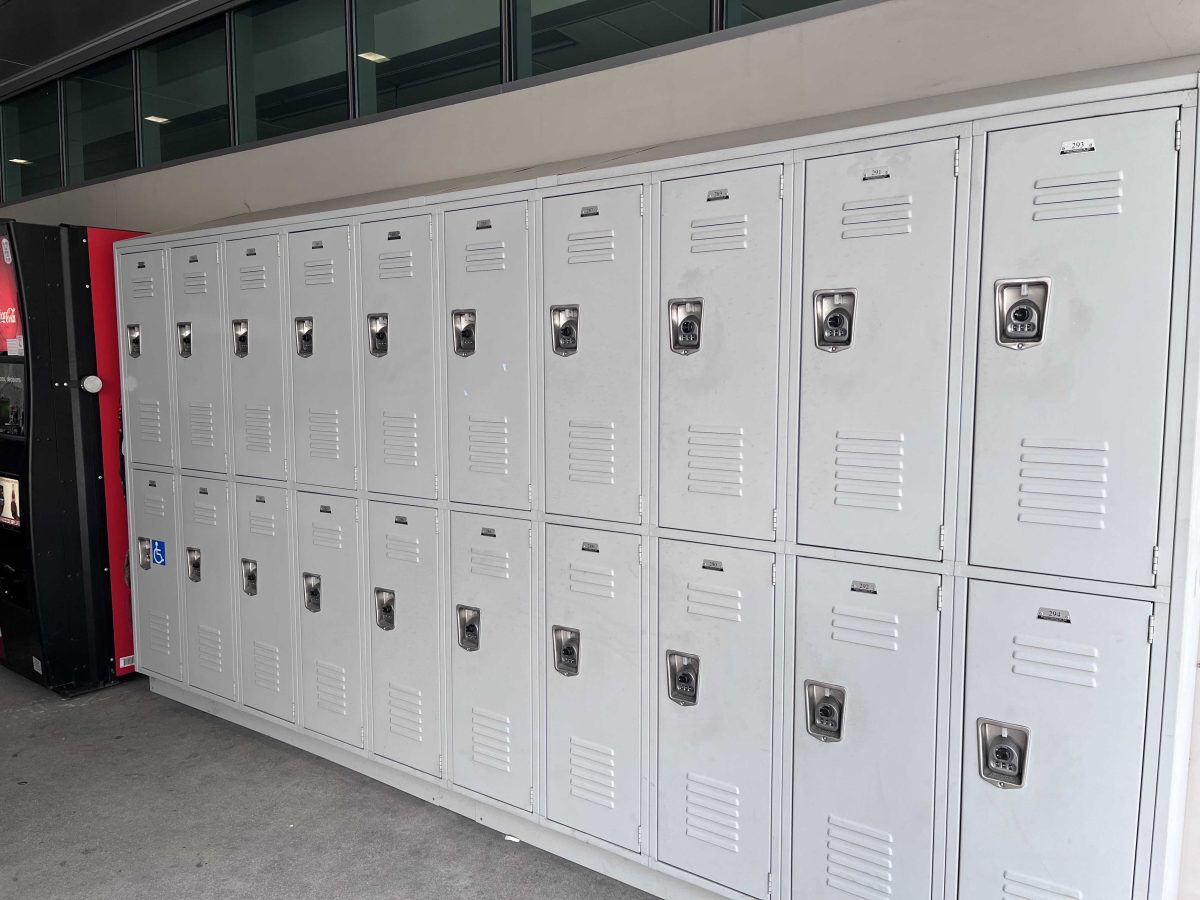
[0,668,652,899]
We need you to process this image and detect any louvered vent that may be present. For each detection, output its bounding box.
[566,229,615,264]
[1033,170,1123,221]
[841,194,913,239]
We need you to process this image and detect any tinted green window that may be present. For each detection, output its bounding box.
[234,0,348,143]
[724,0,842,27]
[0,85,61,199]
[140,17,231,165]
[355,0,502,117]
[63,54,137,185]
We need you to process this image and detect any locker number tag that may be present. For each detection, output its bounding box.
[151,540,167,566]
[1060,138,1095,155]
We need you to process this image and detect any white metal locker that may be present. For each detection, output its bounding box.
[368,500,441,776]
[235,482,296,722]
[444,203,531,510]
[797,139,958,560]
[361,216,439,499]
[171,243,228,473]
[227,234,288,481]
[544,524,642,850]
[971,108,1180,584]
[181,476,236,701]
[657,538,775,897]
[131,469,181,680]
[119,250,173,467]
[792,558,941,899]
[449,511,533,809]
[296,491,364,747]
[659,167,783,541]
[542,187,644,523]
[959,581,1152,898]
[288,226,358,490]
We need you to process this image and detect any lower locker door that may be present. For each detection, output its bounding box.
[131,470,182,681]
[181,477,236,700]
[793,559,941,899]
[450,512,533,809]
[368,501,441,775]
[235,483,296,722]
[959,582,1151,898]
[545,525,642,851]
[657,539,775,897]
[297,492,364,747]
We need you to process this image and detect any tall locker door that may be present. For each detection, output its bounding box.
[544,525,642,850]
[119,251,173,467]
[296,491,364,747]
[971,108,1180,585]
[659,167,783,541]
[798,139,958,559]
[288,227,358,490]
[235,483,296,722]
[171,243,229,473]
[227,234,288,480]
[368,500,441,775]
[444,203,531,510]
[180,477,236,700]
[959,582,1151,897]
[542,187,643,523]
[449,512,533,809]
[361,216,438,499]
[792,559,941,899]
[657,539,775,897]
[131,470,182,680]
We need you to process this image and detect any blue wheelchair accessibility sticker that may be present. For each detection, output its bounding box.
[151,540,167,566]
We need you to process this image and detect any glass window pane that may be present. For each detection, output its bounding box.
[355,0,502,117]
[0,85,61,199]
[234,0,349,143]
[63,54,137,185]
[520,0,709,78]
[139,17,231,165]
[725,0,843,28]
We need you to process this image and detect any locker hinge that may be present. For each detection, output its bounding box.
[953,148,960,177]
[434,474,440,496]
[1152,545,1161,578]
[346,231,351,248]
[639,192,645,217]
[767,872,774,896]
[360,727,365,744]
[438,753,444,775]
[638,495,645,520]
[528,529,533,548]
[772,508,779,534]
[1176,119,1182,151]
[936,585,944,612]
[779,174,785,199]
[637,825,644,851]
[433,513,440,534]
[771,563,777,586]
[638,543,645,566]
[938,524,946,552]
[528,483,533,504]
[529,786,535,810]
[525,207,530,230]
[1148,615,1157,644]
[428,219,434,241]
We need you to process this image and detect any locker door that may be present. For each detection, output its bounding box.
[227,234,288,480]
[288,226,358,490]
[798,139,958,560]
[542,187,643,523]
[959,582,1151,898]
[171,243,228,473]
[792,559,941,899]
[361,216,438,499]
[120,251,173,466]
[971,108,1180,584]
[449,512,533,809]
[659,167,783,541]
[444,203,531,510]
[235,482,296,722]
[657,539,775,897]
[368,500,441,775]
[181,477,236,700]
[545,525,642,850]
[131,470,181,680]
[297,491,364,747]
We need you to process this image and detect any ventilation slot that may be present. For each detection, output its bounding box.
[315,660,348,715]
[465,241,506,273]
[566,229,615,264]
[303,259,335,286]
[137,400,163,444]
[382,411,418,467]
[148,611,172,656]
[182,271,208,294]
[378,249,414,280]
[469,546,510,579]
[690,214,748,253]
[1011,633,1099,688]
[569,737,616,808]
[385,532,420,564]
[841,194,913,239]
[1033,170,1123,221]
[387,684,423,741]
[1017,438,1108,530]
[825,815,895,899]
[252,641,282,692]
[831,605,900,652]
[468,416,509,475]
[1001,870,1083,900]
[833,431,904,512]
[686,581,743,623]
[568,561,615,598]
[130,276,156,300]
[684,772,741,853]
[188,402,215,448]
[471,707,512,771]
[197,625,223,674]
[243,405,273,454]
[307,410,341,460]
[310,522,343,551]
[239,265,267,290]
[686,424,745,496]
[248,511,276,537]
[191,500,218,527]
[567,419,615,484]
[142,493,166,518]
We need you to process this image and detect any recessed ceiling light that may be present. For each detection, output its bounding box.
[7,158,30,165]
[144,115,171,125]
[358,51,389,63]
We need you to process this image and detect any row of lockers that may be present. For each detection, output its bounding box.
[130,467,1153,899]
[118,106,1185,587]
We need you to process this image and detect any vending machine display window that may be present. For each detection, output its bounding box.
[0,363,24,436]
[0,476,19,528]
[0,235,24,357]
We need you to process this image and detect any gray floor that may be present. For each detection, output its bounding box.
[0,668,653,899]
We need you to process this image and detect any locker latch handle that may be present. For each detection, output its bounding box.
[994,278,1051,349]
[803,680,846,742]
[136,536,152,570]
[232,319,249,358]
[813,290,856,352]
[295,317,314,358]
[127,324,142,358]
[451,309,476,358]
[552,625,580,676]
[977,719,1030,789]
[241,558,258,596]
[550,305,579,357]
[185,547,202,583]
[457,604,480,651]
[375,587,396,630]
[302,572,321,612]
[176,321,192,358]
[666,650,700,706]
[367,313,389,357]
[668,298,703,355]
